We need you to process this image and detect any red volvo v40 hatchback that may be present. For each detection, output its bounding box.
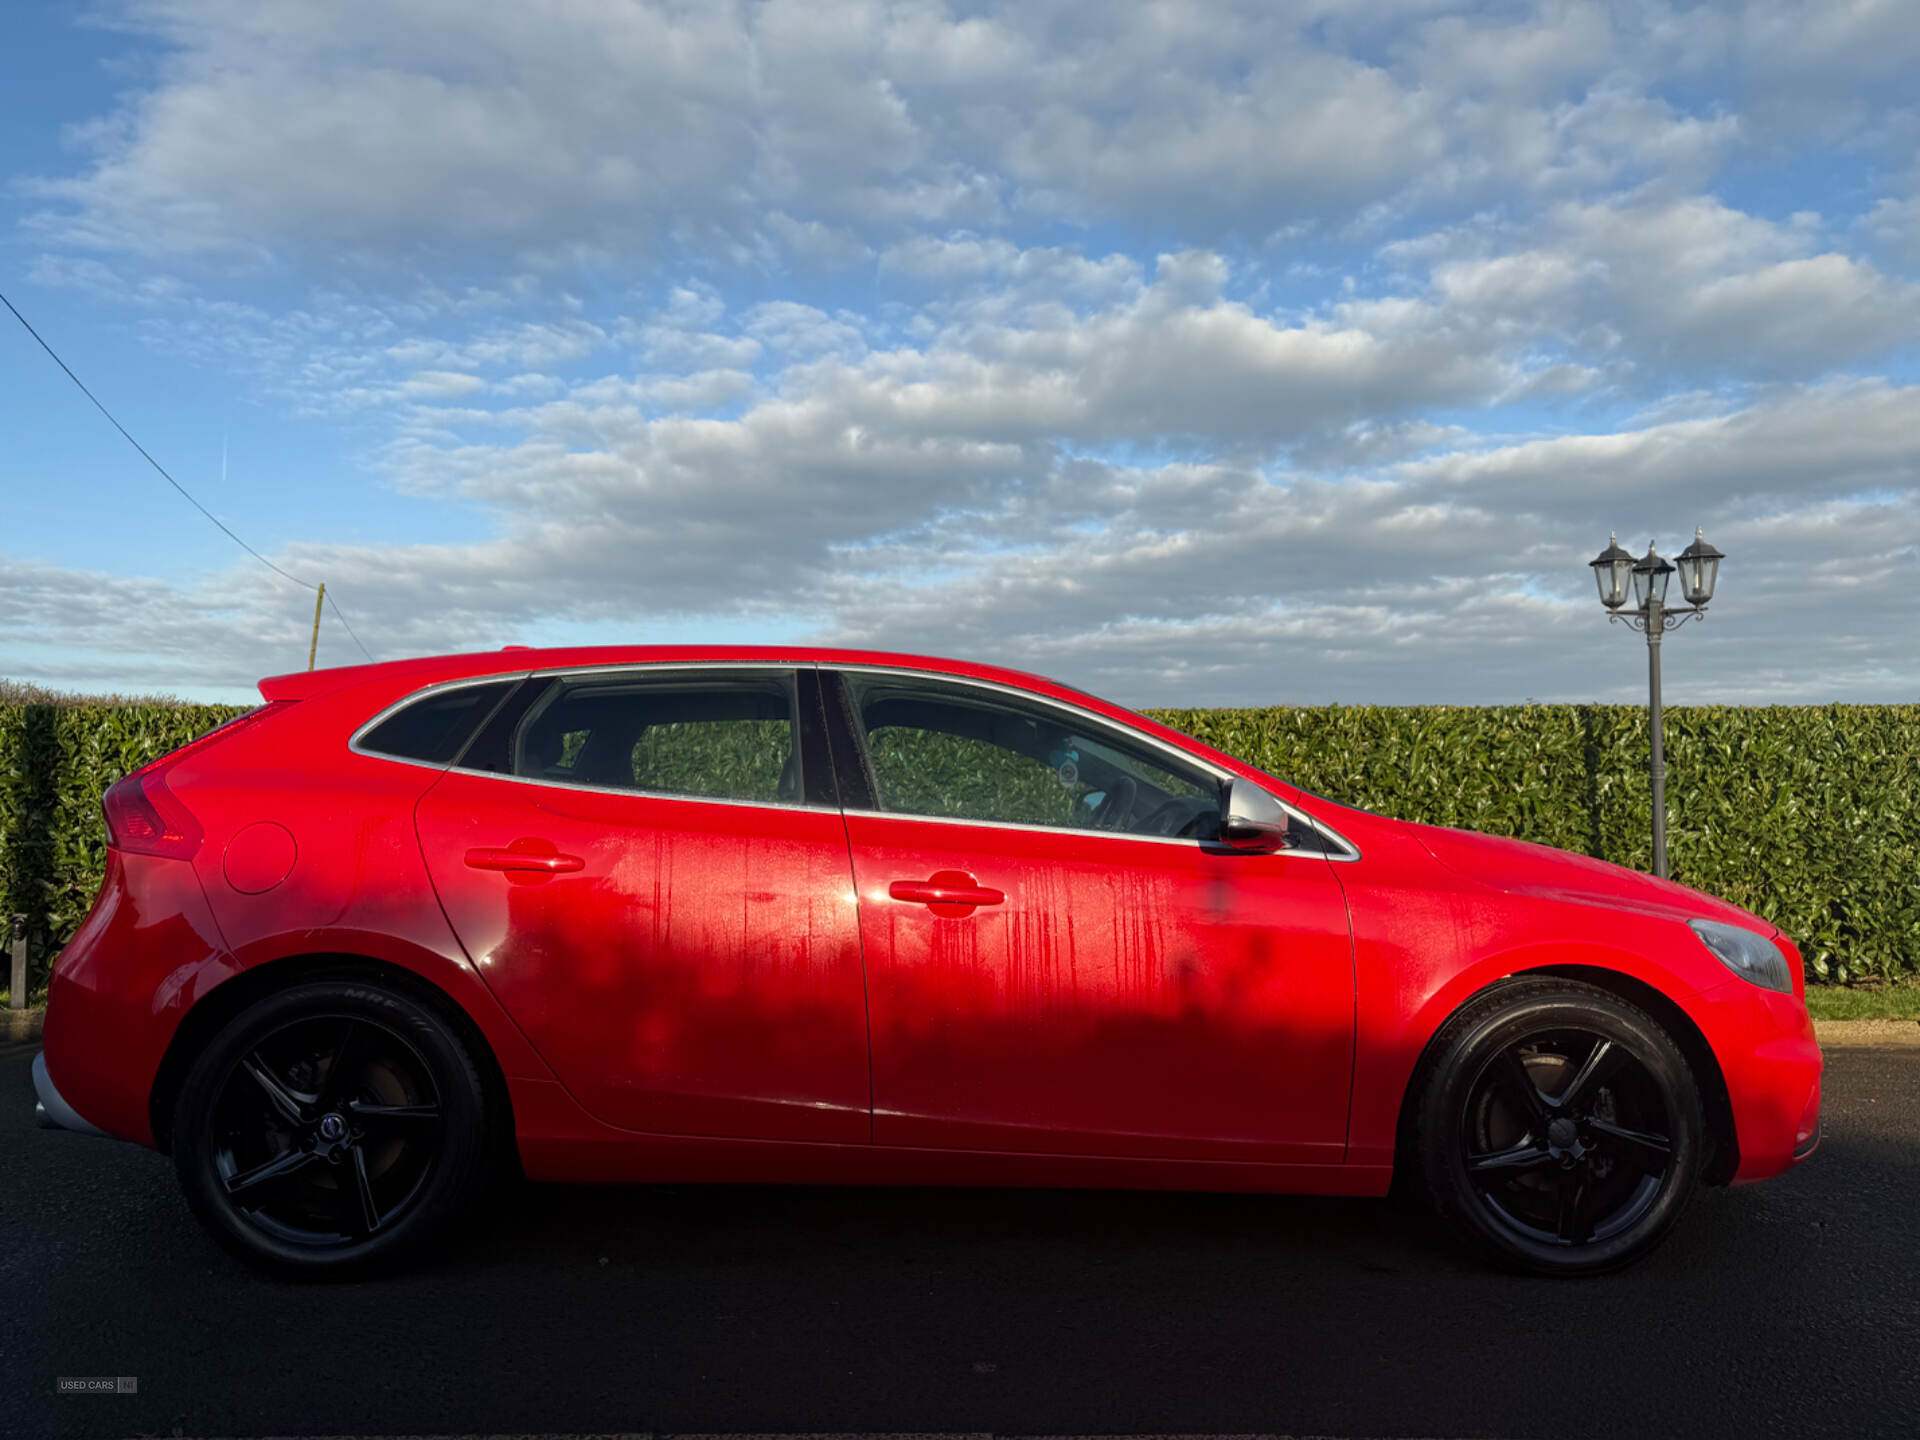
[34,647,1822,1276]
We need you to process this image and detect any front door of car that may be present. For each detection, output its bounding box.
[414,666,871,1144]
[825,670,1355,1165]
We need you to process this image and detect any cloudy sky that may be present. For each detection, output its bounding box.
[1,0,1915,706]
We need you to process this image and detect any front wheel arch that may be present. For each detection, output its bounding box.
[1392,964,1738,1195]
[148,953,517,1176]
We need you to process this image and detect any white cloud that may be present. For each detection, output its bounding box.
[1861,180,1920,268]
[742,302,867,359]
[395,370,486,400]
[1417,196,1920,377]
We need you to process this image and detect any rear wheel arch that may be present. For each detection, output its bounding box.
[149,953,517,1172]
[1392,963,1738,1193]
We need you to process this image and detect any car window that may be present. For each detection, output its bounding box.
[510,671,801,804]
[844,675,1221,838]
[358,680,518,764]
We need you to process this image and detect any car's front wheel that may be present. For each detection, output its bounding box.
[172,978,491,1278]
[1414,977,1706,1276]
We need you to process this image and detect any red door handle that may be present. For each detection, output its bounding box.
[465,844,584,874]
[888,870,1005,916]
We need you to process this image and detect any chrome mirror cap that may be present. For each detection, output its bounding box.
[1220,778,1289,852]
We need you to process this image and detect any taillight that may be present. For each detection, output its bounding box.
[100,701,290,859]
[103,769,204,858]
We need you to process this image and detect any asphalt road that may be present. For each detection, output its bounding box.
[7,1040,1918,1440]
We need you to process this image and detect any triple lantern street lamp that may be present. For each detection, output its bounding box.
[1588,529,1725,881]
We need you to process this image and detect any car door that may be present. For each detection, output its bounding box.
[413,665,871,1144]
[825,668,1355,1165]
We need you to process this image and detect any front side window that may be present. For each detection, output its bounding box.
[508,671,800,804]
[843,674,1221,838]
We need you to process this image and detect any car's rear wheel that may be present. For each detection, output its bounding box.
[1414,977,1705,1276]
[172,978,490,1278]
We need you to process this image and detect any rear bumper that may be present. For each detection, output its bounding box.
[1690,977,1823,1184]
[39,848,231,1148]
[32,1051,107,1136]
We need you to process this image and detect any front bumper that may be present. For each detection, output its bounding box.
[32,1051,108,1137]
[1690,977,1823,1184]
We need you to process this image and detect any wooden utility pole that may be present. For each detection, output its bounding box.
[308,582,326,670]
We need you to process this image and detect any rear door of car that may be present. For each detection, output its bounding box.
[410,665,872,1144]
[820,667,1356,1165]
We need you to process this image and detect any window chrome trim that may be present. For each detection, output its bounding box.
[345,658,1362,859]
[1293,808,1362,863]
[830,662,1362,862]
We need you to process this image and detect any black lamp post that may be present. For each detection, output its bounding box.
[1589,528,1724,879]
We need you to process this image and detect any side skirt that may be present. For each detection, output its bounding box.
[519,1129,1391,1197]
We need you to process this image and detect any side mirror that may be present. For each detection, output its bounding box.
[1219,778,1289,852]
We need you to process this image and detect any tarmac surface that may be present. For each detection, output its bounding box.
[6,1037,1918,1440]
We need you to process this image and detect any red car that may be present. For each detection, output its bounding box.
[34,646,1822,1277]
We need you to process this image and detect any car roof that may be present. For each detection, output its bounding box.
[259,645,1092,707]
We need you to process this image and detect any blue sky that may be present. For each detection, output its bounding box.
[2,0,1916,706]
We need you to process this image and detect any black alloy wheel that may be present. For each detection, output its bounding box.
[1464,1028,1674,1246]
[174,979,491,1277]
[1415,977,1706,1275]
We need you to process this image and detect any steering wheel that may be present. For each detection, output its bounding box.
[1088,776,1138,831]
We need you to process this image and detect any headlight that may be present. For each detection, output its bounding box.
[1689,919,1794,994]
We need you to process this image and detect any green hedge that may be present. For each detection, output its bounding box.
[2,699,1916,999]
[1,701,244,1000]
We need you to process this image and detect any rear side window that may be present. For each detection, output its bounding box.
[358,681,517,765]
[508,671,800,804]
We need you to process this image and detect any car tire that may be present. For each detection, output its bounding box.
[172,978,491,1279]
[1413,976,1706,1277]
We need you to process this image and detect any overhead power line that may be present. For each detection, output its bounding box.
[321,588,371,661]
[1,290,375,663]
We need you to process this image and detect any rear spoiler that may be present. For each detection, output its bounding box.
[257,664,388,704]
[258,649,529,705]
